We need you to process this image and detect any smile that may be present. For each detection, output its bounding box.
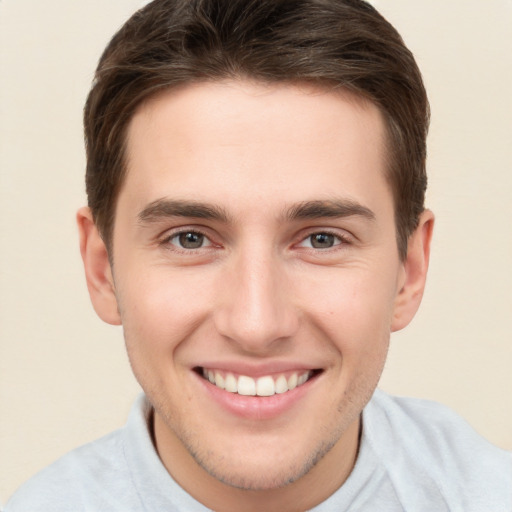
[199,368,316,397]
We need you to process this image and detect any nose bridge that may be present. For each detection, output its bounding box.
[214,240,298,352]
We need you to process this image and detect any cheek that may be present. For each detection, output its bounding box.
[293,264,398,385]
[298,266,398,332]
[116,273,206,401]
[115,267,213,355]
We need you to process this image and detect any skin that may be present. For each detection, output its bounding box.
[78,81,433,512]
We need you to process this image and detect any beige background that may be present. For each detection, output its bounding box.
[1,0,511,503]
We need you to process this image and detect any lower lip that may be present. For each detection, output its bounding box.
[195,372,318,421]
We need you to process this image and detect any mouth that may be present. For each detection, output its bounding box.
[195,367,322,397]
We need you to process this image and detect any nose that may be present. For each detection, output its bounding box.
[213,246,299,354]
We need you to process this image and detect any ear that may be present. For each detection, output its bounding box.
[391,210,434,332]
[77,207,121,325]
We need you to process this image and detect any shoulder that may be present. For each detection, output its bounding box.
[5,394,209,512]
[4,429,139,512]
[4,394,155,512]
[364,390,512,511]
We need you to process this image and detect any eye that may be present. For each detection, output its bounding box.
[168,231,212,250]
[299,232,345,249]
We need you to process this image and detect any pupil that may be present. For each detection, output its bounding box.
[311,233,334,248]
[179,232,203,249]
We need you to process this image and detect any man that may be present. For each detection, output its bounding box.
[5,0,511,510]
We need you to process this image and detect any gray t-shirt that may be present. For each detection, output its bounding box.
[5,390,512,511]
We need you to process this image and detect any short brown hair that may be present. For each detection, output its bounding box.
[84,0,429,259]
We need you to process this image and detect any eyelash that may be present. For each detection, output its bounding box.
[296,230,351,250]
[160,228,215,252]
[159,228,351,253]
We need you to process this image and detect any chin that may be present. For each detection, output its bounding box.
[200,460,309,491]
[191,435,338,492]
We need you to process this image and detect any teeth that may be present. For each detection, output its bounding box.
[238,375,256,396]
[288,373,298,390]
[275,375,288,394]
[298,373,309,386]
[256,376,275,397]
[203,369,312,396]
[225,373,238,393]
[214,372,225,390]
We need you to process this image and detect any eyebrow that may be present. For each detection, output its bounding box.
[285,199,376,222]
[137,198,375,225]
[138,199,229,223]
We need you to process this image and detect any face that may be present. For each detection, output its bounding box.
[80,80,431,503]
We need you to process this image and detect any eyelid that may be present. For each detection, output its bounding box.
[170,231,212,249]
[295,229,353,249]
[158,225,218,250]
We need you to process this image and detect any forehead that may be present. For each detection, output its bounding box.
[121,80,391,217]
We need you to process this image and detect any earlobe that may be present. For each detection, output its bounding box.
[77,207,121,325]
[391,210,434,332]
